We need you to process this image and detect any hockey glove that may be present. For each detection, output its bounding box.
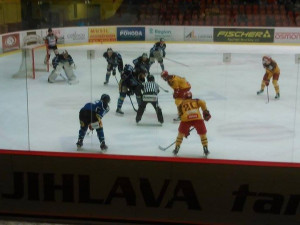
[112,68,116,76]
[203,110,211,121]
[265,79,270,86]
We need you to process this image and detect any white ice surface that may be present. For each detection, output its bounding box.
[0,43,300,163]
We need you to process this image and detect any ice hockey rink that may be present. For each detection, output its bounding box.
[0,42,300,163]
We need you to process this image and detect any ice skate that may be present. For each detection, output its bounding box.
[104,80,109,85]
[116,108,124,115]
[257,89,264,95]
[275,93,280,99]
[173,146,180,156]
[100,141,108,151]
[76,139,83,150]
[203,146,210,157]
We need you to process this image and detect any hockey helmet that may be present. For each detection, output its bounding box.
[107,48,113,56]
[161,70,169,81]
[160,38,165,42]
[62,50,69,58]
[142,52,148,59]
[262,56,272,65]
[183,91,192,99]
[122,64,133,77]
[101,94,110,104]
[147,74,155,82]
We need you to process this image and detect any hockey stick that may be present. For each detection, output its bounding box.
[266,86,269,104]
[159,128,195,151]
[128,95,138,112]
[165,57,189,67]
[114,75,119,84]
[158,84,169,93]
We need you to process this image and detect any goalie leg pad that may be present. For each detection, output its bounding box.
[48,70,59,83]
[64,64,77,81]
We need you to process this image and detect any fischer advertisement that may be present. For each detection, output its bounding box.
[214,28,274,43]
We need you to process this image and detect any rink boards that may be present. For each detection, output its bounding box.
[0,149,300,225]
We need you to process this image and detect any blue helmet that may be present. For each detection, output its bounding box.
[101,94,110,104]
[122,64,133,77]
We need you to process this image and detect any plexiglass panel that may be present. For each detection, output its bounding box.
[1,42,300,162]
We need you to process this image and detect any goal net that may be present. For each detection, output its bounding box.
[13,34,49,79]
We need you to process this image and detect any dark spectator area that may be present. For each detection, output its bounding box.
[131,0,300,27]
[1,0,300,34]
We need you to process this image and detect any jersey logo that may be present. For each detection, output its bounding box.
[187,114,199,119]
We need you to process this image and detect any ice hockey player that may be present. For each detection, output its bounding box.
[257,56,281,99]
[161,70,191,121]
[136,75,164,124]
[48,50,77,84]
[76,94,110,151]
[116,64,141,115]
[173,91,211,157]
[44,28,58,64]
[133,52,151,76]
[149,38,166,71]
[103,48,123,85]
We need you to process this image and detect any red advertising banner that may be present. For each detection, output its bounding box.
[2,33,20,52]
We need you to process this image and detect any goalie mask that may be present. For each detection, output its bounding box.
[62,50,69,58]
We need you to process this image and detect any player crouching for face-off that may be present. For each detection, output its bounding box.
[103,48,123,85]
[48,50,78,84]
[257,56,280,99]
[173,91,211,157]
[161,70,191,121]
[76,94,110,151]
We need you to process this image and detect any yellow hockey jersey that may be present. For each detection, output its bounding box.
[178,99,207,122]
[168,75,191,91]
[264,59,280,79]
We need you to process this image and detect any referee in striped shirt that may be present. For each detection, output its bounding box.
[136,75,164,124]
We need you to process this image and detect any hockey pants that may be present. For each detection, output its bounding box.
[136,101,164,123]
[78,110,105,142]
